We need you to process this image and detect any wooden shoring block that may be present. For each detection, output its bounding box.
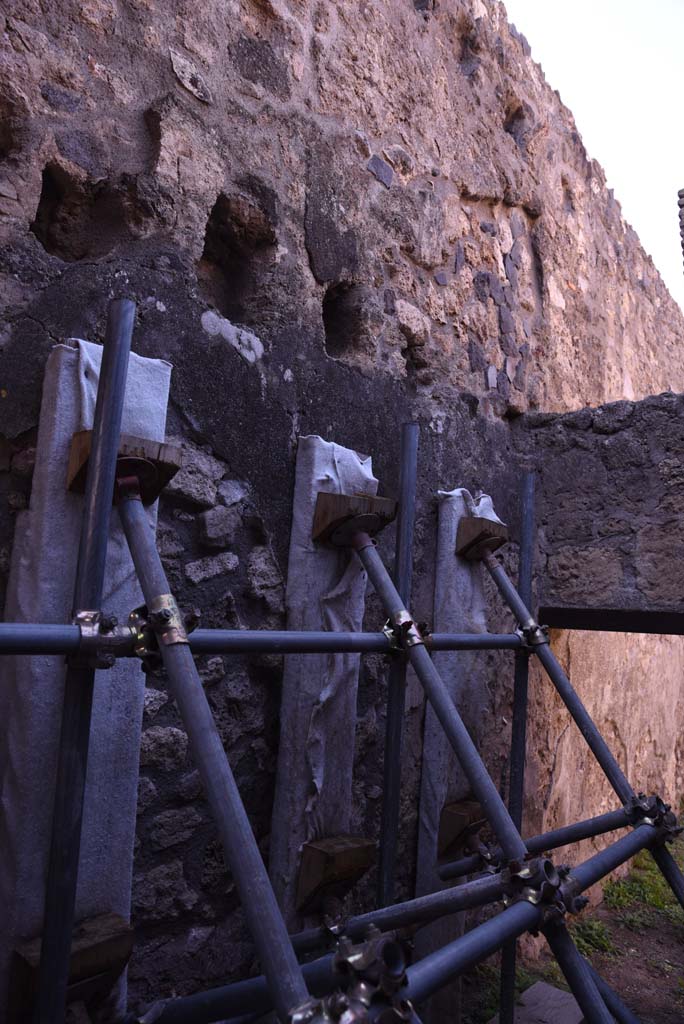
[8,912,134,1021]
[437,800,486,861]
[67,430,182,505]
[455,516,508,561]
[296,835,376,914]
[312,491,397,545]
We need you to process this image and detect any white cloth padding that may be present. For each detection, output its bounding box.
[0,340,171,1015]
[413,488,504,1011]
[269,436,377,924]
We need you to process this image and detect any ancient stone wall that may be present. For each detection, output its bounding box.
[525,394,684,628]
[2,0,684,1011]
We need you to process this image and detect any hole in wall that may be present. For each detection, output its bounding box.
[198,190,277,324]
[30,164,138,261]
[0,116,15,160]
[561,176,576,214]
[504,104,527,148]
[322,282,368,359]
[0,92,25,161]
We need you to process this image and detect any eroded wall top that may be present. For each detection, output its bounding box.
[1,0,683,434]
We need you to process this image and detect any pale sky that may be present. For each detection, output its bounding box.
[502,0,684,310]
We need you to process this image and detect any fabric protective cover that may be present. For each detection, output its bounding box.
[0,340,171,1016]
[414,488,505,1019]
[269,435,377,924]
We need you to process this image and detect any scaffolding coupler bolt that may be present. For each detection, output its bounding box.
[147,594,189,646]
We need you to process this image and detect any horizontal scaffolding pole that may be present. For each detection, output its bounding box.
[148,823,656,1023]
[0,622,523,657]
[568,823,658,893]
[191,630,522,653]
[404,900,541,1005]
[540,604,684,637]
[142,952,340,1024]
[291,870,511,955]
[439,806,631,880]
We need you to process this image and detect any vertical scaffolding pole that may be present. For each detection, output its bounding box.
[499,470,535,1024]
[35,299,136,1024]
[352,534,527,863]
[118,486,310,1023]
[377,422,419,906]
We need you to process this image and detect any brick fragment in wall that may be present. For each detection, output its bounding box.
[133,861,198,922]
[198,505,242,549]
[185,551,239,585]
[367,154,393,188]
[217,479,249,507]
[247,546,284,607]
[139,726,188,771]
[143,688,169,719]
[164,441,227,509]
[199,656,226,686]
[177,771,203,803]
[149,807,204,850]
[137,777,158,815]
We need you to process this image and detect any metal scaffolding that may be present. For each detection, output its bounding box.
[3,299,682,1024]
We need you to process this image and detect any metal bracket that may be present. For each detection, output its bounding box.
[127,601,197,673]
[625,793,682,838]
[382,619,403,654]
[503,857,565,920]
[390,609,424,648]
[70,610,131,669]
[290,930,414,1022]
[515,623,549,649]
[148,594,189,646]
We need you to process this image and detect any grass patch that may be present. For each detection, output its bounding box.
[603,840,684,926]
[569,917,615,957]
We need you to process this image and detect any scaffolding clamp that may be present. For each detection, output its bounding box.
[382,619,404,654]
[626,794,682,839]
[504,857,564,918]
[516,623,549,649]
[147,594,189,646]
[71,609,132,669]
[389,609,424,648]
[128,601,198,673]
[290,931,412,1022]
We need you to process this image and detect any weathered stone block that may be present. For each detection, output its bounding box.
[518,393,684,631]
[198,505,241,549]
[164,440,226,509]
[133,861,197,922]
[185,551,239,585]
[140,726,188,770]
[150,808,203,850]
